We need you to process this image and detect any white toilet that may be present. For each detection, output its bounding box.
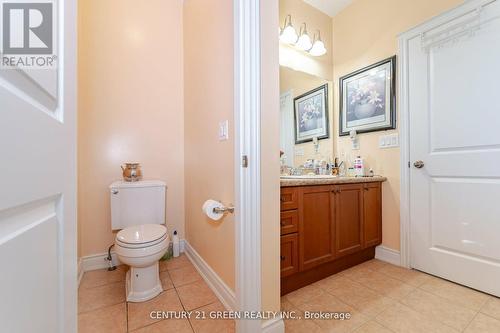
[110,180,169,302]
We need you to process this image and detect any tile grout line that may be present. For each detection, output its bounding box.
[344,264,461,332]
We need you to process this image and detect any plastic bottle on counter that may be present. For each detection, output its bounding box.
[354,156,364,177]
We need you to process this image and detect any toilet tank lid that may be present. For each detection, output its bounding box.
[109,180,167,189]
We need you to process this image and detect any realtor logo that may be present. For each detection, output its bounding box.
[1,1,56,68]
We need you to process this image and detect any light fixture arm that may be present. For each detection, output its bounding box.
[282,14,293,31]
[299,22,308,36]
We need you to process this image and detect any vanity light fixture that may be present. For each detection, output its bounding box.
[309,30,327,57]
[296,23,312,51]
[279,14,298,45]
[279,16,327,57]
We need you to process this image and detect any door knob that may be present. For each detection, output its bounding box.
[413,160,425,169]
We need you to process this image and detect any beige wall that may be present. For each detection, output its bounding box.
[332,0,462,250]
[78,0,185,256]
[183,0,235,289]
[279,66,333,167]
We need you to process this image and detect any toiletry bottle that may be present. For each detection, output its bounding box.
[354,156,364,177]
[173,230,180,258]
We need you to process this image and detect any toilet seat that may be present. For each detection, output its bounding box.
[116,224,167,249]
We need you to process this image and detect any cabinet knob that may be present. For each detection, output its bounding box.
[280,197,285,202]
[280,221,285,226]
[280,256,285,261]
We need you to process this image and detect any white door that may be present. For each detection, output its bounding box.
[280,90,294,167]
[406,0,500,296]
[0,1,77,332]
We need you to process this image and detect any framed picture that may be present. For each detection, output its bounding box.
[339,56,396,136]
[294,84,329,144]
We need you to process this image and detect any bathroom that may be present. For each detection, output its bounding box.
[2,0,500,332]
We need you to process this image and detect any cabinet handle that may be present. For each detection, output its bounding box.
[364,187,369,191]
[280,256,285,261]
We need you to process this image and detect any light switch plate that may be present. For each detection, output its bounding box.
[379,133,399,148]
[219,120,229,141]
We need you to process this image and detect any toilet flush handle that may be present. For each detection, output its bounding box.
[111,189,119,195]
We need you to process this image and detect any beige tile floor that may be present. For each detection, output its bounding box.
[78,254,235,333]
[282,259,500,333]
[79,255,500,333]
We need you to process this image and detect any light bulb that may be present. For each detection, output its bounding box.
[280,25,298,44]
[309,39,326,56]
[296,23,312,51]
[296,34,312,50]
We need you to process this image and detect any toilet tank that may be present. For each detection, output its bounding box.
[110,180,166,230]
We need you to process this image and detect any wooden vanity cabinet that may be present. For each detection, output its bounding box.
[280,181,383,294]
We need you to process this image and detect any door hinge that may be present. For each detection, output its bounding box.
[242,155,248,168]
[408,161,411,168]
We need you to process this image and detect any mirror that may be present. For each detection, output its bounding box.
[280,66,333,170]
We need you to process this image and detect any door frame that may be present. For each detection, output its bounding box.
[234,0,263,332]
[398,0,489,269]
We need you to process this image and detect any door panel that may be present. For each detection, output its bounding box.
[431,178,500,261]
[280,233,299,277]
[408,0,500,296]
[363,183,382,248]
[299,186,335,270]
[335,184,363,257]
[0,0,77,331]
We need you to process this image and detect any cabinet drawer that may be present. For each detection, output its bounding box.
[280,233,299,277]
[280,210,298,235]
[280,187,298,211]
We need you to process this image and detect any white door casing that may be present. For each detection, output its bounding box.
[400,0,500,296]
[280,90,294,166]
[234,0,263,332]
[0,0,77,332]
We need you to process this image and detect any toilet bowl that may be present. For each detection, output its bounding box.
[115,224,169,302]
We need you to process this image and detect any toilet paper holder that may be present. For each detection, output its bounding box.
[213,205,235,215]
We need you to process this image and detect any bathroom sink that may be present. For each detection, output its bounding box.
[280,175,340,179]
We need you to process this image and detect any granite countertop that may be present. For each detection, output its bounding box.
[280,175,387,187]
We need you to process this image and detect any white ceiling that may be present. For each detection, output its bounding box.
[303,0,353,17]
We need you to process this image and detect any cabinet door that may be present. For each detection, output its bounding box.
[280,234,299,277]
[299,185,335,271]
[335,184,364,257]
[363,183,382,247]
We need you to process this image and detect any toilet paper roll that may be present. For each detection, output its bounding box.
[202,199,225,221]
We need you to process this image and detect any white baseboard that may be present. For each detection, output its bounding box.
[77,258,83,287]
[80,239,186,273]
[81,251,122,272]
[375,245,401,266]
[183,240,237,312]
[262,317,285,333]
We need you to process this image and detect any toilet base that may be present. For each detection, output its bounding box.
[125,262,163,302]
